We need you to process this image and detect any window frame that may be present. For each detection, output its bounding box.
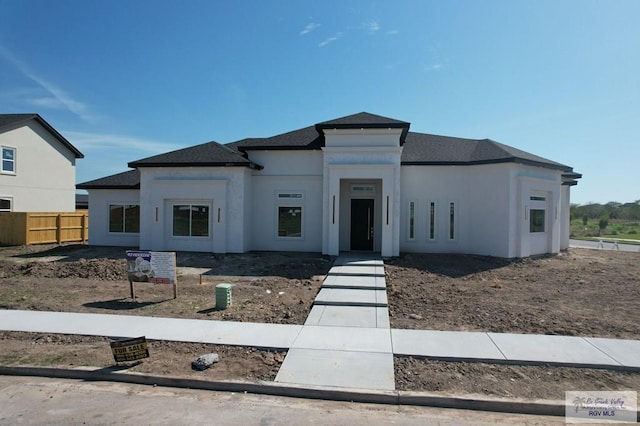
[108,203,140,234]
[171,203,211,238]
[529,209,546,233]
[275,191,304,239]
[1,146,16,174]
[448,200,457,241]
[407,200,416,241]
[427,200,437,241]
[0,197,12,212]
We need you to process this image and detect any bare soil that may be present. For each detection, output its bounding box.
[1,244,639,398]
[386,249,640,339]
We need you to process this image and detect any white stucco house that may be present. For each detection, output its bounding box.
[78,112,581,258]
[0,114,84,212]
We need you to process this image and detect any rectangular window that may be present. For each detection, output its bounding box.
[173,204,209,237]
[0,198,11,212]
[408,201,415,240]
[530,209,545,233]
[278,193,303,199]
[2,147,15,173]
[428,201,436,240]
[449,201,456,240]
[109,204,140,233]
[351,185,374,192]
[278,206,302,237]
[530,196,546,201]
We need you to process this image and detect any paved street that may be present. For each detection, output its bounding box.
[570,238,640,252]
[0,376,564,425]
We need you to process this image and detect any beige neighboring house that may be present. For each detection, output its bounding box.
[0,114,83,212]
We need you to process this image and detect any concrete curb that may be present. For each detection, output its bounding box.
[0,365,566,417]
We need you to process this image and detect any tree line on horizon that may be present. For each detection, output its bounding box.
[570,200,640,221]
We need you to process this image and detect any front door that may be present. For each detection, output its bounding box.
[350,199,374,250]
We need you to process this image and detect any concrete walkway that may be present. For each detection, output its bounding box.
[1,253,639,391]
[275,256,395,391]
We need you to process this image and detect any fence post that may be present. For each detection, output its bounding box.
[80,213,86,243]
[25,213,31,245]
[56,214,62,244]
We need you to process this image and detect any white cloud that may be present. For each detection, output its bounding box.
[319,32,343,47]
[361,20,380,34]
[387,29,399,35]
[65,131,177,154]
[423,63,443,71]
[300,22,320,35]
[0,44,95,122]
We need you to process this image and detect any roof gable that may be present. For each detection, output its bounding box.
[128,140,261,169]
[0,113,84,158]
[77,169,140,189]
[315,112,410,144]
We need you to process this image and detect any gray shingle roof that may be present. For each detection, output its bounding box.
[401,132,572,171]
[128,140,261,169]
[76,169,140,189]
[0,113,84,158]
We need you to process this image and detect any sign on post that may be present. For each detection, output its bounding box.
[110,336,149,363]
[126,250,177,299]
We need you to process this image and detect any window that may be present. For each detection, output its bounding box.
[530,209,545,233]
[449,201,456,240]
[0,198,11,212]
[278,207,302,237]
[173,204,209,237]
[278,193,303,199]
[408,201,415,240]
[109,204,140,233]
[428,201,436,240]
[2,147,15,174]
[276,191,303,238]
[530,196,546,201]
[351,185,374,192]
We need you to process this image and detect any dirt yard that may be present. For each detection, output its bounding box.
[1,244,639,398]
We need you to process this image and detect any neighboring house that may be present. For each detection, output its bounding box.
[78,112,581,258]
[0,114,84,212]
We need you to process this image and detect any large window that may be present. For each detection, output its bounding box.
[0,198,11,212]
[277,192,303,238]
[2,147,15,174]
[173,204,209,237]
[278,207,302,237]
[530,209,546,233]
[109,204,140,233]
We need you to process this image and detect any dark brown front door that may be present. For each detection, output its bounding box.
[350,199,374,251]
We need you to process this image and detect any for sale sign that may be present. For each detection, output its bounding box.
[110,336,149,363]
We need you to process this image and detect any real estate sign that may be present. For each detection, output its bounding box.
[110,336,149,363]
[126,250,177,298]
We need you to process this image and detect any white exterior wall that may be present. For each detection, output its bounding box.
[138,167,249,253]
[86,189,141,247]
[400,164,515,257]
[248,151,323,252]
[0,121,77,212]
[560,185,571,250]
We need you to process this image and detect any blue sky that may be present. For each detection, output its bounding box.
[1,0,638,205]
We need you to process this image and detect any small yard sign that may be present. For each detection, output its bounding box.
[110,336,149,363]
[126,250,177,299]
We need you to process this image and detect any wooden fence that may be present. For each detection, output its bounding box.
[0,211,88,246]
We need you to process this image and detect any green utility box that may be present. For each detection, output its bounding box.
[216,283,233,310]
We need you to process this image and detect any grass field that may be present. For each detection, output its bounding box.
[570,219,640,241]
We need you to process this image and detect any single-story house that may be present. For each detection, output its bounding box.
[77,112,581,258]
[1,113,84,212]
